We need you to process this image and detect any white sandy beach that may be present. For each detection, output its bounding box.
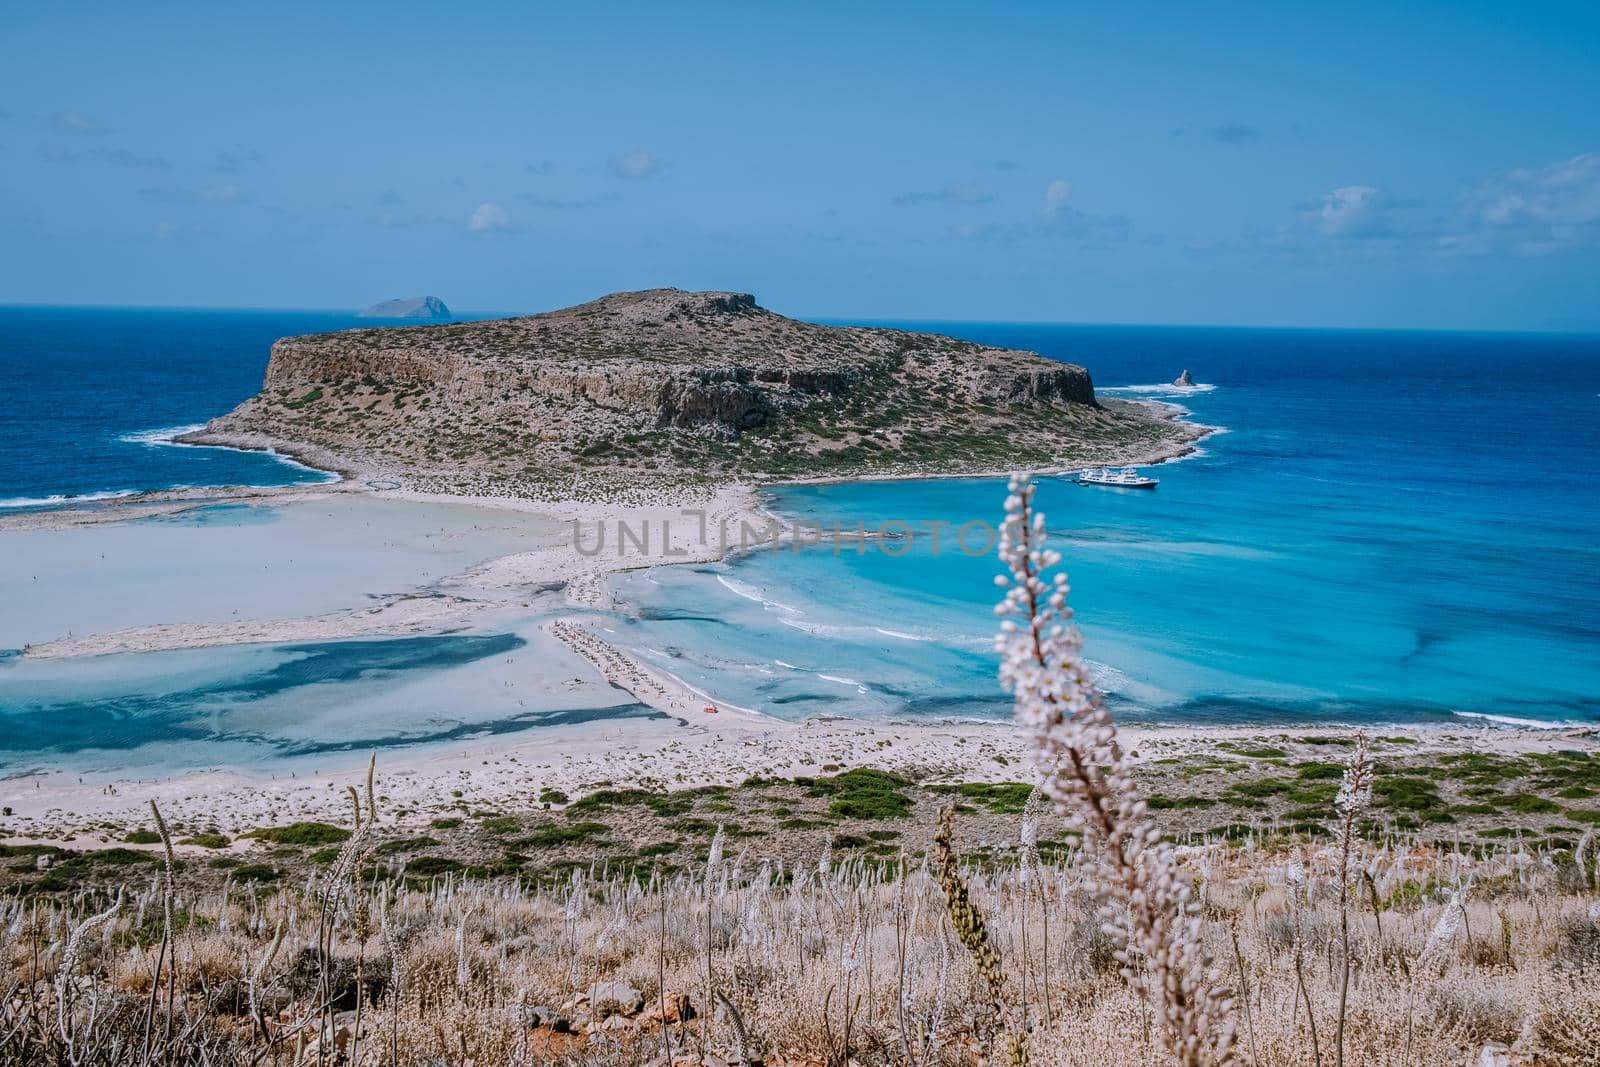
[0,481,765,656]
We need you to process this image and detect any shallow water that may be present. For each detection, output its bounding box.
[0,495,596,771]
[0,621,660,772]
[0,496,563,650]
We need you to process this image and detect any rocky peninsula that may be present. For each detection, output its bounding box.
[184,288,1205,499]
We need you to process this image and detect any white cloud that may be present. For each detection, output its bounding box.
[1438,153,1600,257]
[1314,185,1381,236]
[467,202,510,233]
[1253,154,1599,261]
[1466,153,1600,227]
[202,183,241,203]
[1042,179,1072,219]
[611,151,659,179]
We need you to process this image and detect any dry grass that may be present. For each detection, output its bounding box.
[4,787,1598,1066]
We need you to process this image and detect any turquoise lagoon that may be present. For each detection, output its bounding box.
[605,324,1600,729]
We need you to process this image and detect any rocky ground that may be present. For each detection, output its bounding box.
[5,727,1595,898]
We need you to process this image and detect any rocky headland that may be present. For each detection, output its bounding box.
[185,288,1206,498]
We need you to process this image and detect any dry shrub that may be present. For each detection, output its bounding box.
[1426,980,1523,1046]
[1553,911,1600,969]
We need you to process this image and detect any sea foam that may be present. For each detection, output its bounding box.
[1099,382,1219,398]
[1450,710,1584,730]
[119,423,208,446]
[0,489,140,509]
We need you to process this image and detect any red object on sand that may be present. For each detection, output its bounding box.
[702,704,718,714]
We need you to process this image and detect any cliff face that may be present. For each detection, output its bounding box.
[262,290,1094,432]
[258,336,881,430]
[201,288,1192,493]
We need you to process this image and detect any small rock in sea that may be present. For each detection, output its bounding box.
[1173,368,1194,387]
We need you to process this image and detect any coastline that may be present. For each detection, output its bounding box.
[173,427,370,483]
[762,396,1218,487]
[2,387,1210,528]
[0,427,347,516]
[9,380,1596,854]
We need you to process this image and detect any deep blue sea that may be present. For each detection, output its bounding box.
[0,308,397,505]
[2,308,1599,761]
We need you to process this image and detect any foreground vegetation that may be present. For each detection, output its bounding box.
[8,742,1599,900]
[3,785,1598,1065]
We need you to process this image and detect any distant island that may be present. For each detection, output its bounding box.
[185,288,1204,498]
[358,295,452,320]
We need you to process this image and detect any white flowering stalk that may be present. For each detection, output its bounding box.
[1419,888,1465,969]
[1336,733,1374,820]
[1333,731,1373,1067]
[377,892,406,1066]
[56,899,122,1051]
[454,912,470,995]
[1405,882,1467,1062]
[1575,829,1595,890]
[995,475,1235,1067]
[247,917,285,1040]
[0,905,18,973]
[1018,786,1047,886]
[707,823,727,898]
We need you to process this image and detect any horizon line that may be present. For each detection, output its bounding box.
[1,299,1597,338]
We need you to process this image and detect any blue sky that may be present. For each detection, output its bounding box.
[3,1,1598,329]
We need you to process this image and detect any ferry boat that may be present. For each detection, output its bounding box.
[1076,466,1159,489]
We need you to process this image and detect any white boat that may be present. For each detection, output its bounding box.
[1077,466,1158,489]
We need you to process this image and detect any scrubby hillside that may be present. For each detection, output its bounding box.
[188,289,1201,495]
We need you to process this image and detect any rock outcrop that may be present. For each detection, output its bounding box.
[199,288,1200,494]
[358,296,452,320]
[1173,368,1194,387]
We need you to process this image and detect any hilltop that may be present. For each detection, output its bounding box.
[189,288,1204,497]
